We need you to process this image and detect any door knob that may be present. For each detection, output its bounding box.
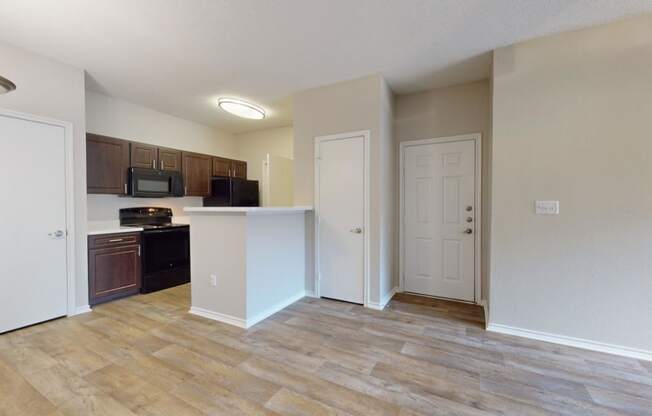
[350,227,362,234]
[463,228,473,234]
[49,230,65,238]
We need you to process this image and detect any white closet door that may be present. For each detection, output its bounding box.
[0,114,68,333]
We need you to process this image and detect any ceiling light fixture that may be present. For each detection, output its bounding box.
[0,75,16,94]
[217,98,265,120]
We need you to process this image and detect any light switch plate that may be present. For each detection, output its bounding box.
[535,200,559,215]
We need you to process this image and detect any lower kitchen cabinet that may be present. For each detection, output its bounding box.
[88,232,142,306]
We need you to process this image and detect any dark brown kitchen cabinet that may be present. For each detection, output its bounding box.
[130,142,158,169]
[86,134,130,194]
[232,160,247,179]
[212,156,232,177]
[212,157,247,179]
[88,232,141,306]
[182,151,211,196]
[158,147,182,172]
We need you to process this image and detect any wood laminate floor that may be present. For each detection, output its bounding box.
[1,285,650,416]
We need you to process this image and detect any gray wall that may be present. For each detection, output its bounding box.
[491,14,652,351]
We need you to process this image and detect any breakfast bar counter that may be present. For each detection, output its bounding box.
[183,206,312,328]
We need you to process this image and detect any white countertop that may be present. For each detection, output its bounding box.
[87,221,143,236]
[183,206,313,215]
[87,216,190,235]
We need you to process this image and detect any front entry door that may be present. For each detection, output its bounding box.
[403,139,476,302]
[0,113,68,333]
[316,134,365,304]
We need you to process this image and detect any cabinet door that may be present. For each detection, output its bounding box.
[86,134,130,194]
[182,152,211,196]
[88,244,141,305]
[212,156,232,177]
[130,142,158,169]
[159,147,182,172]
[232,160,247,179]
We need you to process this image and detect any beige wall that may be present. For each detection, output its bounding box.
[86,91,237,221]
[0,41,88,308]
[491,14,652,352]
[293,74,395,303]
[394,80,492,301]
[235,125,293,182]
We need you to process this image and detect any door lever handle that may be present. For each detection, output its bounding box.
[350,227,362,234]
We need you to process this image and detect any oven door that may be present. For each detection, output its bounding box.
[141,227,190,275]
[129,167,183,198]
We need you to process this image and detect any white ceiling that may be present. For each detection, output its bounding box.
[1,1,650,133]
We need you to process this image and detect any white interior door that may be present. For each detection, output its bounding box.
[0,114,68,333]
[316,135,365,304]
[403,139,476,301]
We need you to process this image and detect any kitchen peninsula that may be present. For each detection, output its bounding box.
[183,206,313,328]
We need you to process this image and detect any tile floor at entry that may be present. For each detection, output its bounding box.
[0,284,650,416]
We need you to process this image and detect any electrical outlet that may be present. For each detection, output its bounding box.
[535,200,560,215]
[210,274,217,287]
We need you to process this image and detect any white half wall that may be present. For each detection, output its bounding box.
[491,14,652,353]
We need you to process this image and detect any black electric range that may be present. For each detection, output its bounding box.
[119,207,190,293]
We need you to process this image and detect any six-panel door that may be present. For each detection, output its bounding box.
[403,139,476,302]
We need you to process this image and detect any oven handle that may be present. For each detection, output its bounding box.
[143,227,189,234]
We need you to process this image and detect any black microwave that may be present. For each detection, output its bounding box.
[128,167,184,198]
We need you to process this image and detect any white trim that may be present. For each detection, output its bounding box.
[487,323,652,362]
[73,305,92,315]
[246,291,305,328]
[367,286,399,310]
[399,133,482,304]
[190,292,306,329]
[189,307,247,328]
[314,130,371,307]
[0,108,77,318]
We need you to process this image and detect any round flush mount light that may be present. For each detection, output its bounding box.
[0,75,16,94]
[217,98,265,120]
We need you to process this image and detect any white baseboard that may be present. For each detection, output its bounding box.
[71,305,92,316]
[367,286,399,310]
[189,291,306,329]
[189,307,247,328]
[487,323,652,362]
[246,291,305,327]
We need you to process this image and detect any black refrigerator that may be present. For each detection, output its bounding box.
[203,176,260,207]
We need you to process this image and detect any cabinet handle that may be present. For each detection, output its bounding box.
[185,186,188,195]
[160,160,165,170]
[153,159,157,169]
[137,246,141,257]
[124,183,128,194]
[109,238,124,243]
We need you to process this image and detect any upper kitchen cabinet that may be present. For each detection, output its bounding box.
[212,157,247,179]
[87,134,130,195]
[130,142,158,169]
[232,159,247,179]
[212,156,232,177]
[182,151,211,196]
[158,147,182,172]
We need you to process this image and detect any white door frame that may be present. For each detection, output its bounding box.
[399,133,482,304]
[0,108,77,316]
[314,130,370,307]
